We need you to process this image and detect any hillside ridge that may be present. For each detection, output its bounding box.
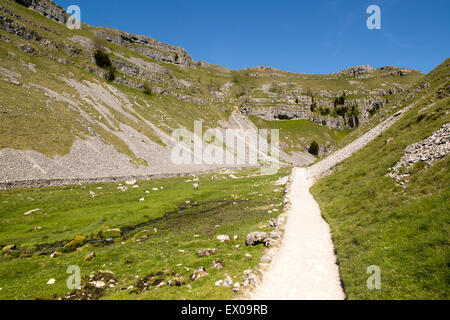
[0,0,430,185]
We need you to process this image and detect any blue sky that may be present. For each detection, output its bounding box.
[55,0,449,74]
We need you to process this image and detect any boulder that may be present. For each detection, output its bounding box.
[245,232,269,246]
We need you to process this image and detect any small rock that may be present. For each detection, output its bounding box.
[168,276,185,287]
[24,208,40,216]
[91,281,105,289]
[212,259,225,270]
[245,253,253,260]
[222,275,233,287]
[50,251,61,259]
[190,267,209,281]
[2,244,16,252]
[139,197,145,202]
[197,248,218,257]
[215,280,223,287]
[233,235,239,240]
[216,234,231,243]
[47,279,56,285]
[85,252,96,261]
[268,219,277,228]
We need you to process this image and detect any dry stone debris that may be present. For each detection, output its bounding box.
[388,123,449,183]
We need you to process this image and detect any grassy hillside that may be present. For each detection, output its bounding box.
[0,0,423,163]
[0,167,291,300]
[311,59,450,299]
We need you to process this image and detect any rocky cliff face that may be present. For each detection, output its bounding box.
[13,0,67,24]
[93,29,195,67]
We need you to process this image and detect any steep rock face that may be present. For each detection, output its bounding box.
[241,105,350,129]
[93,29,195,67]
[0,15,43,41]
[13,0,67,24]
[241,96,388,130]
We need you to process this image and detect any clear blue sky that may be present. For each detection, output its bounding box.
[55,0,449,74]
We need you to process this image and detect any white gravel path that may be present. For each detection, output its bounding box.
[251,168,345,300]
[251,100,422,300]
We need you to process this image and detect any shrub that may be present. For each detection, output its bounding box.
[94,49,112,69]
[334,95,346,108]
[308,140,320,156]
[319,106,330,116]
[143,82,153,96]
[105,66,116,82]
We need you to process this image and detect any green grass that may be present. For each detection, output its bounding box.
[310,59,450,299]
[0,167,291,300]
[249,116,351,155]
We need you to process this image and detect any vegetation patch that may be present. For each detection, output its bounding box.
[0,167,290,300]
